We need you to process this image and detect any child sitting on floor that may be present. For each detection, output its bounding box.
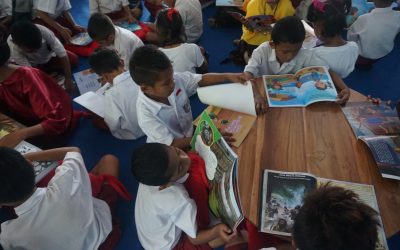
[308,0,358,78]
[88,13,143,70]
[157,8,208,73]
[131,143,247,249]
[0,146,131,250]
[347,0,400,70]
[8,21,77,91]
[129,45,245,150]
[90,0,141,23]
[89,47,144,140]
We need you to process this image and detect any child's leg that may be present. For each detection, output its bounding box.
[36,51,78,73]
[90,154,119,178]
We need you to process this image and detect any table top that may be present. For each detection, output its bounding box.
[236,88,400,237]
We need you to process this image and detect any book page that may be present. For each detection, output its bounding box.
[70,32,92,46]
[73,69,102,95]
[73,83,111,118]
[197,82,256,116]
[264,74,306,107]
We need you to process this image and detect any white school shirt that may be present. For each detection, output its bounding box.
[0,0,12,19]
[174,0,203,43]
[34,0,72,19]
[311,42,359,78]
[104,71,144,140]
[135,183,198,250]
[0,152,112,250]
[7,24,67,66]
[89,0,128,14]
[159,43,204,73]
[347,7,400,59]
[111,26,144,71]
[244,42,325,77]
[136,72,202,145]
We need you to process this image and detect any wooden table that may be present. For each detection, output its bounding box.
[236,88,400,237]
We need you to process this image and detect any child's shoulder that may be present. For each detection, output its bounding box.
[138,183,192,205]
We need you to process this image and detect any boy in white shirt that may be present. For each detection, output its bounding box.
[89,0,140,23]
[347,0,400,69]
[0,146,131,250]
[88,13,143,71]
[129,45,246,150]
[89,47,144,140]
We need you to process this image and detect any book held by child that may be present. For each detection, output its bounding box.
[73,69,102,95]
[73,83,111,118]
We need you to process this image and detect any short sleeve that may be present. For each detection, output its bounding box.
[192,44,205,67]
[39,25,67,58]
[0,0,12,17]
[171,195,198,238]
[89,0,99,14]
[7,36,31,66]
[174,72,202,97]
[244,45,264,77]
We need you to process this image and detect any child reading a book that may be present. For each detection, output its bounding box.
[33,0,85,43]
[307,0,359,78]
[90,0,141,23]
[292,184,380,250]
[0,27,79,148]
[157,8,208,73]
[88,13,143,70]
[347,0,400,70]
[0,146,131,250]
[131,143,247,249]
[129,45,245,150]
[8,21,77,91]
[88,47,144,140]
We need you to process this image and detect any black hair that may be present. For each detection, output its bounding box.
[131,143,172,186]
[307,0,351,38]
[129,45,172,86]
[89,48,122,75]
[271,16,305,44]
[293,184,380,250]
[156,8,187,47]
[10,20,42,50]
[0,147,35,204]
[87,13,115,41]
[0,25,10,66]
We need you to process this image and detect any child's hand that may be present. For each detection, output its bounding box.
[243,71,254,81]
[227,73,248,84]
[221,132,236,146]
[336,88,350,104]
[127,14,138,24]
[73,25,86,33]
[58,27,72,42]
[254,95,267,114]
[213,224,237,243]
[0,130,26,148]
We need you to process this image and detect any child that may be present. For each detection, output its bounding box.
[8,21,77,91]
[0,27,79,148]
[90,0,141,23]
[157,8,208,73]
[131,143,247,249]
[347,0,400,69]
[0,0,12,28]
[0,146,131,250]
[129,45,246,150]
[292,184,380,250]
[163,0,203,43]
[88,13,143,70]
[89,47,144,140]
[33,0,85,43]
[308,0,359,78]
[244,16,350,111]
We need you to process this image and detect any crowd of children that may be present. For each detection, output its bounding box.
[0,0,399,249]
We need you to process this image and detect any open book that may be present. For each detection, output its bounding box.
[191,111,244,230]
[228,11,275,32]
[115,21,142,32]
[196,82,256,147]
[73,83,111,118]
[342,102,400,180]
[263,66,338,107]
[260,170,388,250]
[70,32,93,46]
[73,69,102,95]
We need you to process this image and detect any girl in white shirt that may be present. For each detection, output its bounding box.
[157,8,208,74]
[308,0,358,78]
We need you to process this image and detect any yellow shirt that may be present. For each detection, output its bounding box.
[241,0,295,46]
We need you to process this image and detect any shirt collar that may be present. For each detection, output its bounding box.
[138,88,172,114]
[113,71,131,86]
[14,188,46,216]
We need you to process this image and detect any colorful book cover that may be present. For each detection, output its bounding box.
[116,21,142,32]
[70,32,93,46]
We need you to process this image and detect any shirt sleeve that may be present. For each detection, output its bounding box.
[174,72,202,97]
[171,193,198,238]
[244,45,263,77]
[1,0,12,16]
[347,16,365,43]
[89,0,99,14]
[35,0,58,15]
[7,36,32,66]
[192,44,205,68]
[121,0,129,7]
[39,25,67,58]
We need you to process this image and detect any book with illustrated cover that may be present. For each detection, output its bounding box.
[342,102,400,180]
[216,0,243,7]
[260,170,388,250]
[227,11,275,32]
[263,66,337,107]
[70,32,93,46]
[191,111,244,230]
[73,69,102,95]
[115,21,142,32]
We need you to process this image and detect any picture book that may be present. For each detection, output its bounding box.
[342,102,400,180]
[115,21,142,32]
[0,113,24,138]
[73,83,112,118]
[260,170,388,250]
[263,66,338,107]
[196,82,256,147]
[70,32,93,46]
[73,69,102,95]
[227,11,275,32]
[191,111,244,230]
[216,0,243,7]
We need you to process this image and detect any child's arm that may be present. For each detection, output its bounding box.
[198,73,247,87]
[123,5,137,23]
[188,223,236,246]
[0,124,44,148]
[171,138,192,151]
[59,55,74,91]
[36,10,72,42]
[329,70,350,104]
[24,147,80,162]
[62,11,85,33]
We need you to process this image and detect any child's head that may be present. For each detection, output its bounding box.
[88,13,115,47]
[0,26,10,66]
[0,147,35,206]
[270,16,305,64]
[131,143,191,187]
[307,0,351,41]
[89,48,124,84]
[129,45,174,99]
[373,0,395,7]
[292,184,380,250]
[10,21,42,53]
[156,8,186,47]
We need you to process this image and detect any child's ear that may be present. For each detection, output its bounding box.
[140,85,150,93]
[269,41,275,49]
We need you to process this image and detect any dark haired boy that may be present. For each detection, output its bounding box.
[130,45,246,150]
[88,47,144,139]
[88,13,143,70]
